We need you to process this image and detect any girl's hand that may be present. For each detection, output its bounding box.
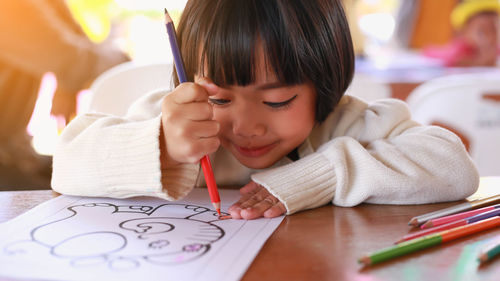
[161,78,220,166]
[228,181,287,220]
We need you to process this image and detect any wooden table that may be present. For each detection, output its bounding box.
[1,179,500,281]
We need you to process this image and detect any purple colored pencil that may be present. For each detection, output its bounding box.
[164,9,188,83]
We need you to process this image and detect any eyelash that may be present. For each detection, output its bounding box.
[209,95,298,110]
[264,95,297,109]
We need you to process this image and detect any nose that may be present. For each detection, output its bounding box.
[231,107,266,137]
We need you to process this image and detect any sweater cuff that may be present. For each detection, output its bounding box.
[161,162,200,200]
[251,153,337,214]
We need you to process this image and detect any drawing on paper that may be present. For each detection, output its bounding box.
[3,202,228,270]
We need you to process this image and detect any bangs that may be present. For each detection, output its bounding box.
[179,0,307,87]
[177,0,355,123]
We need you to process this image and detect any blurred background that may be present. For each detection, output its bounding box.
[1,0,499,190]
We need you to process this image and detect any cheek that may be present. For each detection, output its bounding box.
[279,103,316,140]
[212,108,231,132]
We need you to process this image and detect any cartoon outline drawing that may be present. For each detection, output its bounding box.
[4,202,229,270]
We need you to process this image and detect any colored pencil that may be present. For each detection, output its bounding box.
[397,208,500,243]
[408,194,500,227]
[164,9,221,215]
[421,203,500,229]
[478,234,500,264]
[359,216,500,266]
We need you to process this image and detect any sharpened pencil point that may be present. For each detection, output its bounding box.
[358,256,371,266]
[164,8,172,23]
[421,220,433,229]
[408,217,419,227]
[478,254,489,264]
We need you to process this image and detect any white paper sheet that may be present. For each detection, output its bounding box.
[0,188,284,281]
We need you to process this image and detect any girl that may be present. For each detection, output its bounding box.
[52,0,479,220]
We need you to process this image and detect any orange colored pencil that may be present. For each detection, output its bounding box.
[396,219,466,244]
[359,217,500,266]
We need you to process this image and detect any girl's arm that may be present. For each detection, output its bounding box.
[52,89,200,199]
[251,97,479,214]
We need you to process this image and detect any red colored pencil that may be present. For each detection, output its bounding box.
[421,203,500,229]
[397,208,500,244]
[360,217,500,266]
[408,194,500,227]
[164,9,221,214]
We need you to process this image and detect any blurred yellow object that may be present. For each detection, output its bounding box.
[451,0,500,29]
[66,0,117,43]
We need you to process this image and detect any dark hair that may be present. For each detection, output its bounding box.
[175,0,354,123]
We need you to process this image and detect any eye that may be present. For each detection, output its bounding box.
[208,98,230,106]
[263,95,297,108]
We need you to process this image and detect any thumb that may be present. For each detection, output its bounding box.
[196,77,219,96]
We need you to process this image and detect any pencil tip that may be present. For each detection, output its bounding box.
[358,256,371,266]
[408,218,419,227]
[421,221,433,229]
[478,254,488,264]
[164,8,172,23]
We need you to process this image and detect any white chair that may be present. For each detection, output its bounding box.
[88,61,173,116]
[406,72,500,176]
[345,73,391,102]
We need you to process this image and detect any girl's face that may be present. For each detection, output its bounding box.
[195,52,316,169]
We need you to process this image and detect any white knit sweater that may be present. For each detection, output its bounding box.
[52,90,480,214]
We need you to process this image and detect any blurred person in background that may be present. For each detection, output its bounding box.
[423,0,500,67]
[0,0,129,189]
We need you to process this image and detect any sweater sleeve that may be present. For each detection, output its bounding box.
[52,90,200,200]
[251,98,479,214]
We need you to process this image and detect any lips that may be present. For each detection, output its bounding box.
[233,142,278,158]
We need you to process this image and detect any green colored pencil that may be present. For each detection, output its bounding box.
[359,217,500,266]
[358,234,442,265]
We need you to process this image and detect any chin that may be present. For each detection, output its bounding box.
[237,157,278,170]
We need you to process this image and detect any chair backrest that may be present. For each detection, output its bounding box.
[406,72,500,176]
[88,61,173,116]
[345,73,391,102]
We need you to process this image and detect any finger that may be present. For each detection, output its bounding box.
[196,77,219,96]
[184,120,220,138]
[172,137,220,164]
[227,191,256,219]
[228,205,243,219]
[239,187,270,209]
[172,83,210,104]
[239,181,261,195]
[241,195,280,220]
[263,203,287,218]
[178,102,214,121]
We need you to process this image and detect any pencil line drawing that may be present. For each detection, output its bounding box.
[3,202,229,271]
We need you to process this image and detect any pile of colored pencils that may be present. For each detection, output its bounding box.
[358,194,500,266]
